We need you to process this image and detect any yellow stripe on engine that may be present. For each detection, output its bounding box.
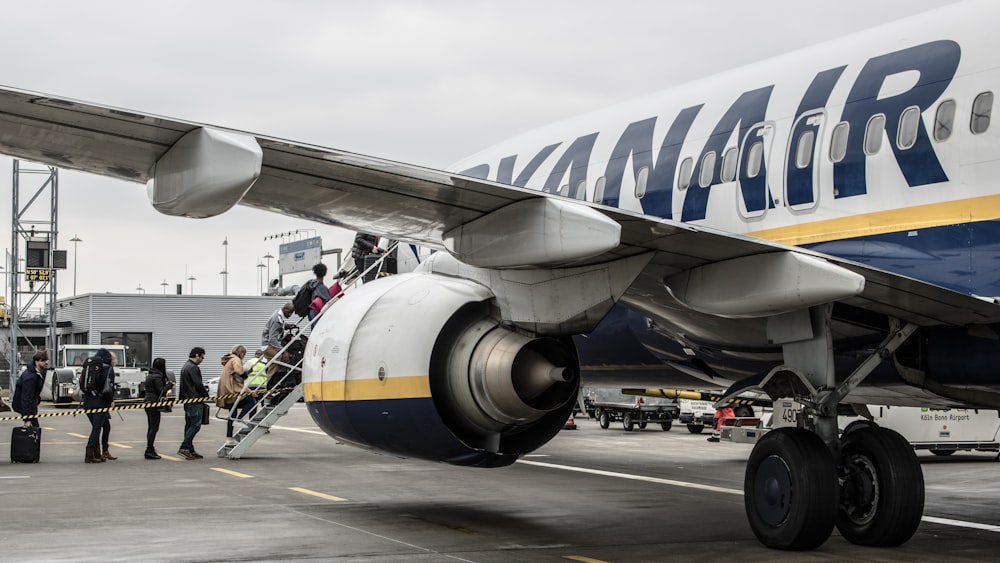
[303,375,431,402]
[748,194,1000,246]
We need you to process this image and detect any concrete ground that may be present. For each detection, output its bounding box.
[0,404,998,562]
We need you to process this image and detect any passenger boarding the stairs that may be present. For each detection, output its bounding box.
[219,345,255,447]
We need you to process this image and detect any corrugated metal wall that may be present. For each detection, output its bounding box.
[56,294,296,379]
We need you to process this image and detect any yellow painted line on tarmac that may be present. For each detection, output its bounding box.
[211,467,254,479]
[158,454,184,462]
[289,486,348,502]
[66,432,88,439]
[563,556,610,563]
[107,441,132,449]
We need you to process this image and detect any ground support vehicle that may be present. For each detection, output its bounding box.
[720,402,1000,460]
[678,399,716,434]
[590,389,679,431]
[42,344,147,405]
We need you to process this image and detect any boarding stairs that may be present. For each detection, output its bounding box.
[217,244,398,459]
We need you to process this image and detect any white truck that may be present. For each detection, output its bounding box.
[677,399,716,434]
[42,344,147,405]
[720,400,1000,457]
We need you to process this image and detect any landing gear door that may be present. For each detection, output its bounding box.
[773,399,800,429]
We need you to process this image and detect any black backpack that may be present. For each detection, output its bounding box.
[10,377,22,414]
[79,356,105,397]
[292,281,315,317]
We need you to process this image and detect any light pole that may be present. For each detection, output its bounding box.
[187,276,196,295]
[256,261,266,295]
[222,237,229,296]
[70,235,82,296]
[160,279,168,295]
[263,252,274,288]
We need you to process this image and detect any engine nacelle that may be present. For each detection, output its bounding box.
[302,272,579,467]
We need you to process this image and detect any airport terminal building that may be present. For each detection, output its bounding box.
[54,293,293,378]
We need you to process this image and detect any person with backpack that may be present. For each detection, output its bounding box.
[293,263,330,322]
[13,350,48,428]
[81,348,115,464]
[143,357,172,460]
[262,302,294,380]
[177,347,208,460]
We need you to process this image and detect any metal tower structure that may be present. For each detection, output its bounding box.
[7,160,61,390]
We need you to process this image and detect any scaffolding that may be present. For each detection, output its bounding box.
[5,160,61,390]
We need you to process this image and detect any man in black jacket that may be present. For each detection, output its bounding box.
[177,347,207,460]
[15,350,48,428]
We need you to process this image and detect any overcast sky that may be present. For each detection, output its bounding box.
[0,0,955,300]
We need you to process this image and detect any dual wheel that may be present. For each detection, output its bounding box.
[744,426,924,550]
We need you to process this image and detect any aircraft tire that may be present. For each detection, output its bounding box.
[841,419,878,437]
[598,411,610,429]
[687,424,704,434]
[623,413,634,431]
[744,427,837,550]
[837,426,924,546]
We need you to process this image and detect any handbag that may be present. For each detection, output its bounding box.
[201,403,210,425]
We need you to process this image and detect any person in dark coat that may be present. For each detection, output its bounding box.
[351,232,380,264]
[83,348,115,464]
[177,347,208,460]
[143,357,172,459]
[15,350,48,428]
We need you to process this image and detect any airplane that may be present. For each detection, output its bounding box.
[0,0,997,552]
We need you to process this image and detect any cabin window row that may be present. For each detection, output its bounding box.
[567,91,994,202]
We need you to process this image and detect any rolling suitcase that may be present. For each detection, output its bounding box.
[11,426,41,463]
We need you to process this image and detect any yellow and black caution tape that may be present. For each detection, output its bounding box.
[0,387,294,422]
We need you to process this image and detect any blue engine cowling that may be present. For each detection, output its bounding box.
[303,272,579,467]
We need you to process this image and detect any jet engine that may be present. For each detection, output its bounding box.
[302,272,579,467]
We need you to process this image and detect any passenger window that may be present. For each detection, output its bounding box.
[746,141,763,178]
[698,152,716,188]
[934,100,956,142]
[677,157,693,190]
[864,114,885,155]
[634,166,649,198]
[971,91,994,134]
[721,147,738,182]
[896,106,920,150]
[830,122,849,163]
[593,176,606,203]
[795,130,815,169]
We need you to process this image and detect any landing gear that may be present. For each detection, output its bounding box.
[837,427,924,546]
[737,311,924,550]
[744,428,837,550]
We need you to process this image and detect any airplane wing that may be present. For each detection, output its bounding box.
[1,84,998,332]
